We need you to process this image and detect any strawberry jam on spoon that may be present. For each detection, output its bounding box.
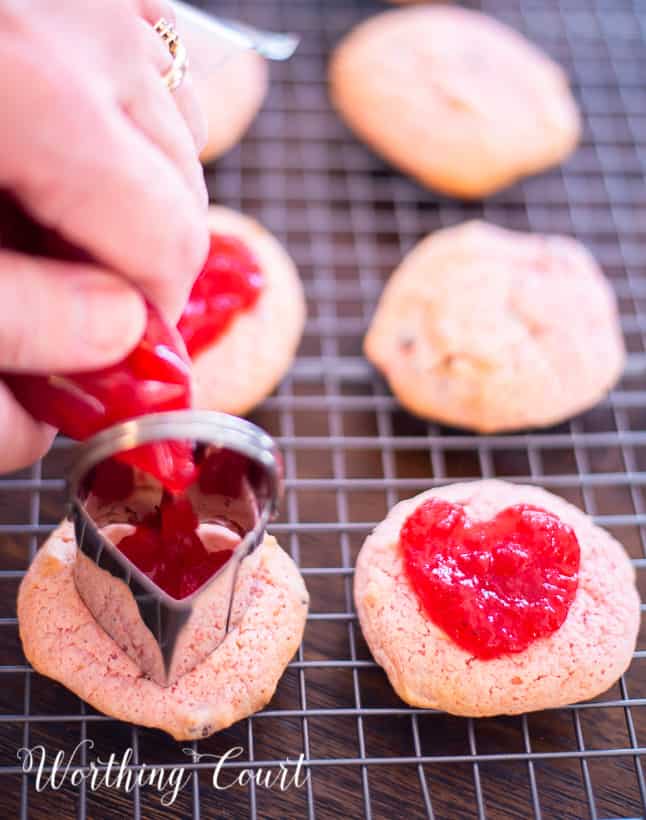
[177,233,263,357]
[5,300,196,492]
[400,498,580,659]
[0,213,196,492]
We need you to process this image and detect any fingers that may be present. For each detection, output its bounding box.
[2,0,209,324]
[13,92,209,322]
[0,251,147,372]
[137,14,208,156]
[0,383,56,473]
[139,0,176,26]
[170,72,208,155]
[123,64,208,210]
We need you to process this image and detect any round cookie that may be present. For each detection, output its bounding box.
[354,480,640,717]
[191,206,306,415]
[364,220,625,433]
[329,6,580,198]
[18,523,308,740]
[180,15,268,164]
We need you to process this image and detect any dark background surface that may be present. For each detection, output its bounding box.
[1,0,646,817]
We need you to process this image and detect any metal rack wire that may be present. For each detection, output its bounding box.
[0,0,645,817]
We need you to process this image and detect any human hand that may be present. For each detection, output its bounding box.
[0,0,209,471]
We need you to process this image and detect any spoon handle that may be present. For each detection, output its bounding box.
[172,1,299,61]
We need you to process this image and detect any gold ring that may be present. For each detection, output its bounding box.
[154,17,188,92]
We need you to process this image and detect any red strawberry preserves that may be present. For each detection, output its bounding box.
[5,302,196,492]
[177,233,263,357]
[400,498,580,659]
[118,493,233,600]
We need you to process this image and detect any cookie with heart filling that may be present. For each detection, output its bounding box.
[18,521,308,740]
[354,480,640,716]
[364,220,625,432]
[178,206,306,416]
[329,6,580,198]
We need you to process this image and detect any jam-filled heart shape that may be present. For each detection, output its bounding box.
[118,493,233,601]
[400,497,581,659]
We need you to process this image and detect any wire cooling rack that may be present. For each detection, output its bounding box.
[0,0,645,817]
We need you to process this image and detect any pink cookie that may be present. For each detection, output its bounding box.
[364,220,625,432]
[354,480,640,717]
[329,6,580,198]
[180,15,268,164]
[18,524,308,740]
[191,206,306,415]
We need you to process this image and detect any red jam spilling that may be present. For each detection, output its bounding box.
[5,302,195,491]
[177,233,263,357]
[400,498,580,659]
[118,493,233,600]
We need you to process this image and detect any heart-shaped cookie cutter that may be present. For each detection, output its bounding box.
[67,411,282,687]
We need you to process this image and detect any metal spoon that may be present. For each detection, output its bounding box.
[173,1,299,61]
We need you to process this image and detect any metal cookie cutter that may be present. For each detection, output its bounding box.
[67,411,281,688]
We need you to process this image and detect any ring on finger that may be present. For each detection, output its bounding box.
[154,17,188,92]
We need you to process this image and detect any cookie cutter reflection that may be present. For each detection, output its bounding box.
[67,411,281,688]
